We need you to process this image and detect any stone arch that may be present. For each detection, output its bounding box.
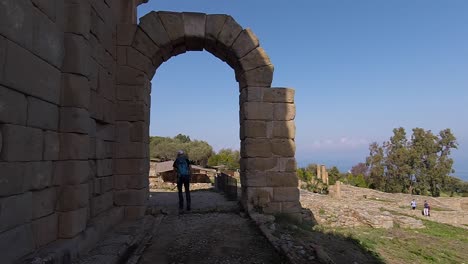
[115,11,301,217]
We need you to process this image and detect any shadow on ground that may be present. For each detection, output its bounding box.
[273,207,385,264]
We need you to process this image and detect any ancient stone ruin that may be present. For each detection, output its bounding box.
[0,0,300,262]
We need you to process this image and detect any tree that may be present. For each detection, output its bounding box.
[350,162,367,177]
[207,148,240,170]
[149,134,213,166]
[366,142,385,190]
[384,127,413,193]
[328,166,341,185]
[364,127,458,196]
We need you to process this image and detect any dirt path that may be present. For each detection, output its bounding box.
[138,188,285,264]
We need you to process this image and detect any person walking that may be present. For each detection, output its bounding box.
[423,200,429,216]
[173,150,192,211]
[411,199,417,210]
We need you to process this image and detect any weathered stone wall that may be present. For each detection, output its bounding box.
[0,1,300,262]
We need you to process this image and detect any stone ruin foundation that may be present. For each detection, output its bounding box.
[0,0,300,262]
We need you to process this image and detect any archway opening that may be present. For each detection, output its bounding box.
[115,10,300,218]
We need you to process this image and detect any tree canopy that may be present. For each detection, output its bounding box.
[207,148,240,170]
[365,127,459,196]
[149,134,213,166]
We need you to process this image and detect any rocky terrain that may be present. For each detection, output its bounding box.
[304,184,468,229]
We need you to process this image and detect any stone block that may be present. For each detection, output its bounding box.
[56,184,89,211]
[114,159,148,175]
[32,213,58,248]
[217,16,242,49]
[126,47,157,78]
[61,73,90,109]
[242,138,272,158]
[116,65,148,85]
[0,224,35,263]
[272,121,295,139]
[32,8,64,68]
[53,160,89,185]
[25,161,53,191]
[96,159,113,177]
[32,187,57,219]
[239,47,271,72]
[243,102,273,120]
[277,158,297,172]
[183,12,206,51]
[93,176,113,195]
[124,206,146,220]
[0,124,43,161]
[242,172,267,187]
[0,0,34,50]
[0,162,24,196]
[3,40,61,104]
[115,142,147,158]
[158,11,185,50]
[138,13,172,60]
[239,65,274,89]
[240,158,277,172]
[239,87,265,103]
[264,88,295,103]
[0,36,5,82]
[98,68,115,101]
[90,192,113,217]
[271,139,295,157]
[115,122,131,142]
[58,207,87,238]
[240,120,267,139]
[59,133,89,160]
[245,187,273,207]
[273,103,296,121]
[231,29,259,59]
[27,96,59,130]
[114,174,147,190]
[62,34,90,76]
[65,1,91,38]
[114,188,148,206]
[117,23,137,46]
[96,123,115,141]
[273,187,300,202]
[88,59,99,91]
[0,192,32,232]
[43,131,60,160]
[0,85,27,125]
[130,121,149,142]
[205,14,227,44]
[96,139,113,159]
[116,101,148,122]
[131,29,163,66]
[266,172,298,187]
[32,0,56,21]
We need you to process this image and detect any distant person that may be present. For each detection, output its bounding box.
[411,199,417,210]
[423,200,429,216]
[173,150,192,211]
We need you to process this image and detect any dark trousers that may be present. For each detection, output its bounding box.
[177,176,191,209]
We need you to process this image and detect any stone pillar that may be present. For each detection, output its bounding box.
[240,87,300,217]
[316,165,322,180]
[113,17,152,220]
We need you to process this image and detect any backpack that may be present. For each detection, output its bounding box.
[175,157,190,177]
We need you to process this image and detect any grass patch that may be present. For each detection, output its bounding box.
[318,220,468,264]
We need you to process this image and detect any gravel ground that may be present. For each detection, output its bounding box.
[139,188,286,264]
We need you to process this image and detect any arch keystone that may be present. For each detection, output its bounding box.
[183,12,206,51]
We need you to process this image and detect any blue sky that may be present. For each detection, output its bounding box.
[137,1,468,180]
